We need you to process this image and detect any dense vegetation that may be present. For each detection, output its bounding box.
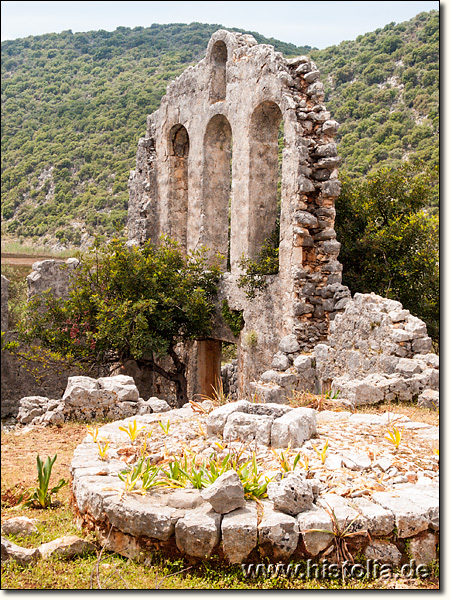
[312,10,439,183]
[1,22,311,246]
[1,12,438,247]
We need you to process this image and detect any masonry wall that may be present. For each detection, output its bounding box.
[128,30,348,397]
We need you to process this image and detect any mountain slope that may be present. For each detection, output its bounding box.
[1,13,438,248]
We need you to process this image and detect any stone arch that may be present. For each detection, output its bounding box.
[248,101,283,261]
[202,114,232,267]
[209,40,228,103]
[167,124,189,249]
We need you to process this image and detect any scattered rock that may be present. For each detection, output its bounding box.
[1,517,39,537]
[38,535,97,560]
[1,536,41,565]
[267,473,314,515]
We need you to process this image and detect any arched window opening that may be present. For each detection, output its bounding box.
[248,101,283,268]
[209,41,227,103]
[203,114,232,268]
[168,124,189,250]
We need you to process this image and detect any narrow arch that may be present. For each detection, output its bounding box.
[248,101,283,261]
[209,40,227,103]
[202,114,232,267]
[168,124,189,250]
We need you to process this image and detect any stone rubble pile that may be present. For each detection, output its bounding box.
[69,401,439,567]
[14,375,171,427]
[253,294,439,408]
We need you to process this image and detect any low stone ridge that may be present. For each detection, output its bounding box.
[70,403,439,566]
[252,293,438,408]
[1,534,96,566]
[207,402,316,448]
[14,376,173,428]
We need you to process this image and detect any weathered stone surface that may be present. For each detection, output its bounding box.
[16,396,49,424]
[258,503,300,560]
[341,452,371,471]
[364,540,402,566]
[407,531,438,566]
[97,375,139,402]
[164,489,205,510]
[206,401,250,437]
[267,474,314,515]
[293,355,313,371]
[38,535,97,560]
[271,407,317,448]
[175,506,222,558]
[297,506,333,556]
[1,536,41,565]
[260,370,279,383]
[279,334,300,354]
[250,382,288,405]
[221,505,258,563]
[417,389,439,410]
[371,490,435,538]
[201,470,245,514]
[317,494,364,533]
[103,494,179,541]
[350,497,395,536]
[146,397,171,412]
[271,352,290,371]
[223,412,272,445]
[1,517,38,537]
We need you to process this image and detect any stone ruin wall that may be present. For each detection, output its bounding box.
[127,30,349,399]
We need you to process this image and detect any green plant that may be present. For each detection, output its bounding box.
[97,440,110,461]
[236,452,273,500]
[244,330,258,348]
[119,419,145,443]
[384,425,404,450]
[312,439,329,464]
[270,443,304,473]
[19,454,67,509]
[221,300,244,337]
[158,420,170,435]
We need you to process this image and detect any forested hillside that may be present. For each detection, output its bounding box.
[1,12,438,248]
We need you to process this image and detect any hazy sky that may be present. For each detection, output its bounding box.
[0,1,440,48]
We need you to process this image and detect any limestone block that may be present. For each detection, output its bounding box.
[331,375,385,406]
[304,70,320,83]
[279,334,300,354]
[297,506,333,556]
[267,474,314,515]
[271,351,290,371]
[418,389,439,410]
[293,355,313,371]
[201,470,245,514]
[164,489,205,510]
[412,336,433,354]
[407,532,438,566]
[276,372,299,388]
[341,452,371,471]
[250,383,287,405]
[260,370,278,383]
[221,505,258,564]
[322,120,339,135]
[223,412,272,445]
[317,494,363,533]
[371,489,436,538]
[391,329,413,343]
[73,475,126,520]
[364,540,402,566]
[206,401,250,437]
[1,536,41,566]
[421,354,439,369]
[271,407,316,448]
[395,358,426,377]
[16,396,49,424]
[175,506,222,558]
[350,497,395,536]
[98,375,139,402]
[388,309,410,323]
[38,535,96,560]
[147,397,171,412]
[1,517,38,537]
[258,504,299,560]
[63,376,99,402]
[102,494,180,541]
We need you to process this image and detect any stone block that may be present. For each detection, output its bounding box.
[201,470,245,514]
[258,503,300,560]
[271,407,316,448]
[206,401,250,437]
[267,474,314,515]
[350,497,395,536]
[260,370,278,383]
[364,540,402,566]
[417,389,439,410]
[147,397,171,412]
[175,506,222,559]
[1,536,41,566]
[297,506,333,556]
[1,517,38,537]
[250,382,288,405]
[38,535,96,560]
[221,505,258,564]
[223,412,272,445]
[279,334,300,354]
[371,489,435,538]
[98,375,139,402]
[271,351,290,371]
[407,531,438,566]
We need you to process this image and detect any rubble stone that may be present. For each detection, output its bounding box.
[201,470,245,514]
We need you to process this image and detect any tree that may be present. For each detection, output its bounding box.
[335,162,439,346]
[19,237,222,406]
